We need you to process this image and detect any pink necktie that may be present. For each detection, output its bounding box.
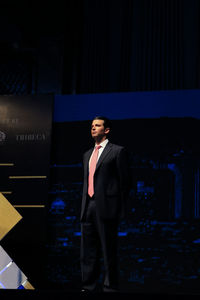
[88,145,101,197]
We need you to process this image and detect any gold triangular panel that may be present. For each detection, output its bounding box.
[0,192,22,241]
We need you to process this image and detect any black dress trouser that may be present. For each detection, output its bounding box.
[80,197,119,291]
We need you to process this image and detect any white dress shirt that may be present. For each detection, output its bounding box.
[89,139,109,168]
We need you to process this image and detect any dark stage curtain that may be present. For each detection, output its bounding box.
[62,0,200,94]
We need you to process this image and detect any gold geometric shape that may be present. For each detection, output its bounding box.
[9,176,47,179]
[0,193,22,240]
[23,280,35,290]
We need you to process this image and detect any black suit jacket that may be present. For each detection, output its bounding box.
[81,142,130,221]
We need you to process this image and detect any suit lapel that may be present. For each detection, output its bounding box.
[95,142,112,172]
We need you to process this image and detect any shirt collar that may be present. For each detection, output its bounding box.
[95,139,109,149]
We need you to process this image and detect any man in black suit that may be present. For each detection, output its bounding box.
[80,116,130,293]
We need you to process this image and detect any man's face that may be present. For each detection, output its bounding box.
[91,119,109,140]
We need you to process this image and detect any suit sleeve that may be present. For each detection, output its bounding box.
[116,147,131,218]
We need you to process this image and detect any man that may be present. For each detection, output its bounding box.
[80,116,130,293]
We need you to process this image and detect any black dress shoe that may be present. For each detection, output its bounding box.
[80,288,92,293]
[103,285,119,292]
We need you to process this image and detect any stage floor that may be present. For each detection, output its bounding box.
[0,289,200,300]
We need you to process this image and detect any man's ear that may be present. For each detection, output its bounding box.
[104,127,110,135]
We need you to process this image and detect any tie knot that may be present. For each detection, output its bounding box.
[96,145,101,150]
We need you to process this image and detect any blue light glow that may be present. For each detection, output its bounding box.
[74,232,81,236]
[0,264,9,275]
[18,285,25,289]
[118,232,127,236]
[0,281,6,289]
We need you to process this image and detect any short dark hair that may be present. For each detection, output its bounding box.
[93,116,112,130]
